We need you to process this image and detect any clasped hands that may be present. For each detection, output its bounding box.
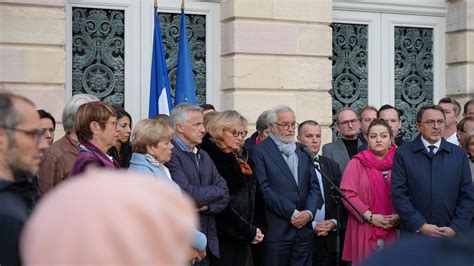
[314,220,337,236]
[291,210,312,228]
[365,211,400,230]
[419,223,456,238]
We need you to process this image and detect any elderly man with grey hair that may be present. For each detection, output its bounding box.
[250,104,322,266]
[165,103,229,265]
[38,94,99,195]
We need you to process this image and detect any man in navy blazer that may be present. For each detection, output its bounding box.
[392,105,474,238]
[250,105,323,266]
[165,104,229,264]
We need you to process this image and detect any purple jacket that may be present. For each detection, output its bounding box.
[70,140,120,176]
[165,139,229,257]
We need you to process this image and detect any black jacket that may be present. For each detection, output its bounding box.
[200,135,257,244]
[107,142,132,168]
[0,177,37,266]
[243,131,258,151]
[315,156,348,253]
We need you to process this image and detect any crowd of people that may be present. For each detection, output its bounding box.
[0,91,473,265]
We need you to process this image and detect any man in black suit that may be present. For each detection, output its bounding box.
[297,120,346,266]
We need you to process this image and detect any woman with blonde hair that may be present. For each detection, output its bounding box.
[200,110,264,266]
[128,119,175,184]
[128,119,207,261]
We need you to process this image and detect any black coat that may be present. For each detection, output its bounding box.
[315,156,348,253]
[107,142,132,168]
[200,135,257,244]
[0,177,37,266]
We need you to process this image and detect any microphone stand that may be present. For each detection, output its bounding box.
[312,159,369,266]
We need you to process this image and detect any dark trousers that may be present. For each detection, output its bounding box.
[312,232,348,266]
[210,243,249,266]
[312,237,337,266]
[261,237,312,266]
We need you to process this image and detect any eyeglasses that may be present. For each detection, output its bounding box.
[273,122,298,130]
[1,127,47,142]
[420,119,445,127]
[338,119,358,127]
[228,129,248,138]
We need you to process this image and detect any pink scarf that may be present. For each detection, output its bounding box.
[353,146,396,241]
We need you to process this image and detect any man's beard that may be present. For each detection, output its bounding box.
[5,147,37,178]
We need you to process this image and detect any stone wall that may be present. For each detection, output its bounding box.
[446,0,474,106]
[220,0,334,143]
[0,0,66,135]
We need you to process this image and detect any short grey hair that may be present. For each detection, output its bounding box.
[256,110,269,131]
[62,94,99,133]
[266,105,294,124]
[170,103,202,129]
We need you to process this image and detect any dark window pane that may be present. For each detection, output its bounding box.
[394,27,434,141]
[331,23,368,139]
[72,8,125,107]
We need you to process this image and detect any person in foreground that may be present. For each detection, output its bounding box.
[20,170,198,265]
[0,92,49,266]
[200,110,264,265]
[128,118,207,261]
[392,105,474,238]
[70,101,120,176]
[340,119,399,266]
[250,105,322,266]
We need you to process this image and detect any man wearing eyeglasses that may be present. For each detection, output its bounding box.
[0,92,49,266]
[392,105,474,238]
[250,105,322,266]
[322,107,367,174]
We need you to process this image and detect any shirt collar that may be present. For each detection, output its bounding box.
[173,136,198,154]
[420,136,441,151]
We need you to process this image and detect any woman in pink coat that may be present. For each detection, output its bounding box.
[340,119,400,265]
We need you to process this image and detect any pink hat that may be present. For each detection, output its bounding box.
[21,169,197,265]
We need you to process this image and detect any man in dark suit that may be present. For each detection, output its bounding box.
[392,105,474,238]
[297,120,346,266]
[322,107,367,174]
[250,105,323,266]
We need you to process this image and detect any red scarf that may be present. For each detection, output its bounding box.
[353,146,396,241]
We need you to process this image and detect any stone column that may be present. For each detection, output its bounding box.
[446,0,474,105]
[220,0,334,142]
[0,0,65,132]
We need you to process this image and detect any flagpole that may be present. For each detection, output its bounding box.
[181,0,184,10]
[154,0,157,8]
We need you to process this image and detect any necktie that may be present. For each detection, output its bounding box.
[428,145,435,157]
[314,157,320,171]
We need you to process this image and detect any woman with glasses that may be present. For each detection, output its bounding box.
[70,102,120,176]
[200,110,264,266]
[340,119,399,266]
[107,106,132,168]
